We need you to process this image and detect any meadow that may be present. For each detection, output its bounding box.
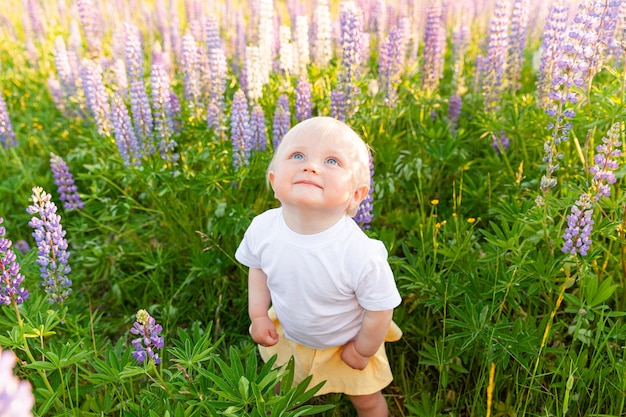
[1,0,626,415]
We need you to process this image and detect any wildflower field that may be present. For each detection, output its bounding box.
[1,0,626,415]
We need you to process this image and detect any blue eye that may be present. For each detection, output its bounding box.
[291,152,304,160]
[325,158,339,165]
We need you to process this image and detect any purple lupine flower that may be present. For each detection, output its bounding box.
[492,133,510,155]
[379,26,403,107]
[76,0,102,58]
[0,218,29,306]
[124,22,144,84]
[130,309,164,365]
[0,348,34,417]
[250,104,267,152]
[313,0,332,67]
[422,2,445,92]
[26,187,72,304]
[448,94,462,131]
[206,15,221,51]
[50,153,84,211]
[272,94,291,150]
[330,89,347,122]
[482,0,511,110]
[295,75,312,122]
[181,31,200,111]
[589,122,622,200]
[207,99,222,133]
[129,79,154,152]
[111,94,142,167]
[505,0,530,91]
[80,58,111,136]
[536,0,569,108]
[562,193,594,256]
[0,93,16,148]
[151,51,178,163]
[14,240,30,255]
[53,36,77,98]
[230,89,252,170]
[26,0,45,40]
[209,46,227,112]
[355,154,374,230]
[542,0,621,193]
[338,2,363,115]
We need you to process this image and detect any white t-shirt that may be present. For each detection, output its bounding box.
[235,207,402,350]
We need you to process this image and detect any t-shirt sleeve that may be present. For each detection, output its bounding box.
[354,241,401,311]
[235,223,261,268]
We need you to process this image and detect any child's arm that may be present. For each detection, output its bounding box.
[341,309,393,370]
[248,267,279,347]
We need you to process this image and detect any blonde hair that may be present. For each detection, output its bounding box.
[268,116,371,188]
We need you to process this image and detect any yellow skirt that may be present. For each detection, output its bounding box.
[258,308,402,396]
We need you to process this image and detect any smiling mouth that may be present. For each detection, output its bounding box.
[294,181,322,188]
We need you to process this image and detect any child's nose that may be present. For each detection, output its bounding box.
[302,161,319,173]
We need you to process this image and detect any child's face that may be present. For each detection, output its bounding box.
[269,132,366,215]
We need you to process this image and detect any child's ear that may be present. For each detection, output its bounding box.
[349,185,369,211]
[268,171,276,189]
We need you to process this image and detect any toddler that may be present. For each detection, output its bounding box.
[235,116,402,417]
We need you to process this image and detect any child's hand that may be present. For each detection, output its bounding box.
[340,340,370,370]
[250,316,279,347]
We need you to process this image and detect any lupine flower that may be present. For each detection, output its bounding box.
[245,46,264,102]
[151,51,178,163]
[338,1,363,115]
[230,89,252,170]
[0,93,16,148]
[272,94,291,150]
[250,104,267,152]
[294,15,310,76]
[314,0,332,67]
[589,122,622,200]
[130,309,164,365]
[0,348,34,417]
[448,94,462,131]
[562,193,594,256]
[0,218,29,306]
[50,153,84,210]
[482,0,511,111]
[181,31,200,111]
[80,58,111,136]
[355,154,374,230]
[14,240,30,255]
[295,75,312,122]
[26,0,45,40]
[492,133,510,155]
[207,99,222,133]
[505,0,530,91]
[536,0,569,108]
[125,23,153,148]
[26,187,72,304]
[541,1,621,193]
[257,0,274,86]
[53,36,77,98]
[562,123,623,256]
[330,89,347,122]
[279,25,295,75]
[451,24,470,83]
[379,26,403,107]
[422,2,445,92]
[111,94,142,166]
[209,46,227,112]
[76,0,102,58]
